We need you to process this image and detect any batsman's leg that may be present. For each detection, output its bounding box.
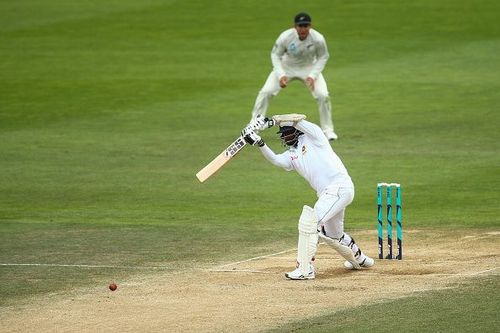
[341,233,375,270]
[251,71,281,121]
[319,229,360,269]
[315,186,360,268]
[285,205,318,280]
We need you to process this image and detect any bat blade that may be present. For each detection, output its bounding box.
[196,136,247,182]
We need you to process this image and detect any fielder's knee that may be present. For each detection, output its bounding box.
[315,94,330,104]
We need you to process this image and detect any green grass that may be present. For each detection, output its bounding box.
[266,276,500,333]
[0,0,499,330]
[0,221,292,304]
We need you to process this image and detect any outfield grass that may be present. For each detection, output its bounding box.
[267,276,500,333]
[1,0,499,330]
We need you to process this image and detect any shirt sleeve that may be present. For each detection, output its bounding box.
[295,120,328,147]
[271,32,287,79]
[308,34,329,79]
[258,144,293,171]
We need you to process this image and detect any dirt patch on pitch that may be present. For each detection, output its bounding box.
[1,229,499,332]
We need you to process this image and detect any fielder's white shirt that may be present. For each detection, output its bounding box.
[271,28,329,80]
[259,120,353,196]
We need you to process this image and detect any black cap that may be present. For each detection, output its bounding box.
[294,12,311,25]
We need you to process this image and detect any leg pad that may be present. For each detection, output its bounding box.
[319,229,361,269]
[297,206,319,275]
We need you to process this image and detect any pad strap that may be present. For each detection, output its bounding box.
[319,228,361,269]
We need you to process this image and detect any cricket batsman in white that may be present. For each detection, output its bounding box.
[251,12,338,141]
[242,115,374,280]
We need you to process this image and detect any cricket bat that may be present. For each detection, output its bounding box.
[196,136,247,182]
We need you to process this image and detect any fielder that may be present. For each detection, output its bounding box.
[251,12,338,141]
[242,115,373,280]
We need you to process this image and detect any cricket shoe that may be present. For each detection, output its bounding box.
[324,131,338,141]
[285,264,315,280]
[343,256,374,270]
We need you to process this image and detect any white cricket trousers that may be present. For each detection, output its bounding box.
[251,69,334,134]
[314,186,354,239]
[314,185,368,263]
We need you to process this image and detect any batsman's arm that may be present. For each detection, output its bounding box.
[272,114,326,146]
[295,119,328,146]
[258,145,293,171]
[272,113,306,127]
[241,126,292,170]
[246,115,274,132]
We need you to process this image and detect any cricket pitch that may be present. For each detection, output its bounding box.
[1,229,498,332]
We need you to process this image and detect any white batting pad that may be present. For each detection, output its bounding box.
[297,205,319,275]
[319,232,361,269]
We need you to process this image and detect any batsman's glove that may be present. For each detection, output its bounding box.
[241,127,265,147]
[248,115,275,132]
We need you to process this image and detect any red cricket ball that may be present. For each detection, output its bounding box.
[109,283,117,291]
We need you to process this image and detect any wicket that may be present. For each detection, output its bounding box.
[377,183,402,260]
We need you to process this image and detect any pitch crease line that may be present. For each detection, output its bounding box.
[208,269,272,274]
[0,263,170,269]
[467,267,499,276]
[211,248,296,270]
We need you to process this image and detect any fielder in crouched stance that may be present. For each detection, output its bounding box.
[242,114,374,280]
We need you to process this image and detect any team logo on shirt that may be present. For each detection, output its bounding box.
[288,42,297,54]
[302,145,307,155]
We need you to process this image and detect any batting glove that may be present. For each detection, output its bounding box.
[241,127,265,147]
[249,115,275,132]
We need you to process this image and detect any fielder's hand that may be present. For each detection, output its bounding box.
[241,127,265,147]
[279,76,289,88]
[305,77,315,91]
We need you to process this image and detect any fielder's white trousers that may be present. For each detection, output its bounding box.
[314,186,354,239]
[251,69,334,135]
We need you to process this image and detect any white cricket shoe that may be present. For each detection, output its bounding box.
[343,256,374,270]
[285,264,315,280]
[325,131,338,141]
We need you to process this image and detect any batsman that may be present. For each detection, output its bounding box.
[243,115,374,280]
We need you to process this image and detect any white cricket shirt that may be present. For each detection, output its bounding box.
[271,28,330,80]
[259,120,353,196]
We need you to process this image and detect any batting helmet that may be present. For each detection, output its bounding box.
[277,126,303,147]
